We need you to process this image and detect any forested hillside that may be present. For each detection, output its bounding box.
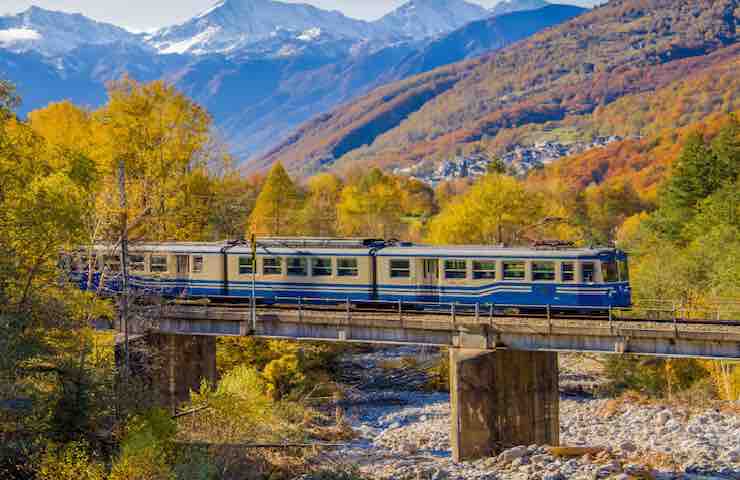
[1,70,739,477]
[257,0,740,177]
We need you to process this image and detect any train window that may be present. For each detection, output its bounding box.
[444,260,467,279]
[130,255,146,272]
[532,262,555,281]
[192,256,204,274]
[390,259,411,278]
[287,257,308,276]
[239,256,253,275]
[502,261,525,280]
[618,259,629,282]
[150,255,168,273]
[263,257,282,275]
[337,258,359,277]
[472,261,496,279]
[602,261,619,283]
[312,258,332,276]
[582,262,595,283]
[561,262,575,282]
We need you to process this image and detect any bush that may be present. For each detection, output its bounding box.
[36,441,105,480]
[109,409,177,480]
[701,360,740,401]
[263,354,306,400]
[604,355,709,398]
[425,350,450,392]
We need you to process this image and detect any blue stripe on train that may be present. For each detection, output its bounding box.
[73,273,631,308]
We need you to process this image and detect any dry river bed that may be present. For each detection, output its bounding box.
[315,347,740,480]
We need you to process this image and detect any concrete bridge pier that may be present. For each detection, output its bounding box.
[449,349,560,462]
[146,333,218,412]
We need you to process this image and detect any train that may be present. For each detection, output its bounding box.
[66,238,632,312]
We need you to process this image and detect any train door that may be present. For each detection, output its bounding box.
[175,255,190,296]
[421,259,439,303]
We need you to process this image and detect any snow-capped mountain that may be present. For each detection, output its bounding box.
[0,0,586,162]
[491,0,551,16]
[375,0,490,40]
[146,0,389,56]
[0,6,141,56]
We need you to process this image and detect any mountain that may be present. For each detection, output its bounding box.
[183,4,584,159]
[491,0,551,16]
[254,0,740,178]
[0,0,582,159]
[146,0,388,55]
[0,6,140,56]
[374,0,489,40]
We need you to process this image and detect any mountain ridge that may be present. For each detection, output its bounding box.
[1,3,584,159]
[254,0,740,178]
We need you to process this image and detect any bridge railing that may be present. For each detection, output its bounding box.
[172,296,740,328]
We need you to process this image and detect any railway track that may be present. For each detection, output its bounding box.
[165,298,740,329]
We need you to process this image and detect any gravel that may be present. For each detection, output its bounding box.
[323,348,740,480]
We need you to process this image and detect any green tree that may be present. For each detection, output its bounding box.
[653,127,739,240]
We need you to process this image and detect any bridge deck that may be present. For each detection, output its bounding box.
[146,304,740,359]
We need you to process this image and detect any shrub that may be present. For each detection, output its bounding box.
[604,355,709,398]
[109,409,177,480]
[36,441,105,480]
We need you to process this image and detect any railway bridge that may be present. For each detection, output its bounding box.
[126,300,740,462]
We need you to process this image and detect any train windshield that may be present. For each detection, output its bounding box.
[601,260,619,283]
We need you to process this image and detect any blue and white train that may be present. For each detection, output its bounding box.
[68,238,632,311]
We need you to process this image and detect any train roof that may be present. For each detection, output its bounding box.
[376,246,616,259]
[90,241,618,259]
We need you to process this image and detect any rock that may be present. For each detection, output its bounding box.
[498,445,528,464]
[727,448,740,462]
[531,454,552,465]
[542,473,564,480]
[619,440,637,453]
[655,410,671,426]
[401,442,417,455]
[429,468,448,480]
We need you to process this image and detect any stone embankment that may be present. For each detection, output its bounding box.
[322,347,740,480]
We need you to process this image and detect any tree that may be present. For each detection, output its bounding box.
[208,171,258,240]
[300,173,342,236]
[337,168,405,238]
[426,173,540,245]
[249,162,302,236]
[97,77,215,241]
[654,132,721,240]
[0,78,19,120]
[580,179,646,244]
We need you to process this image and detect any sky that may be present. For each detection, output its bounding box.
[2,0,598,32]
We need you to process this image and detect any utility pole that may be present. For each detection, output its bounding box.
[118,159,130,373]
[251,233,257,332]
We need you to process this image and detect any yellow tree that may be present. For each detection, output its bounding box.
[95,77,214,241]
[426,173,540,245]
[249,162,302,236]
[300,173,342,236]
[337,168,404,239]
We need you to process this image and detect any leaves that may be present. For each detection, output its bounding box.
[249,163,302,236]
[426,173,539,245]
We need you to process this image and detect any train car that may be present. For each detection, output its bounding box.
[68,238,631,310]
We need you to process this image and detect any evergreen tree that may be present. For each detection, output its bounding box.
[249,162,302,236]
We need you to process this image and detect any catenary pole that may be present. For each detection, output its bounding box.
[118,159,130,372]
